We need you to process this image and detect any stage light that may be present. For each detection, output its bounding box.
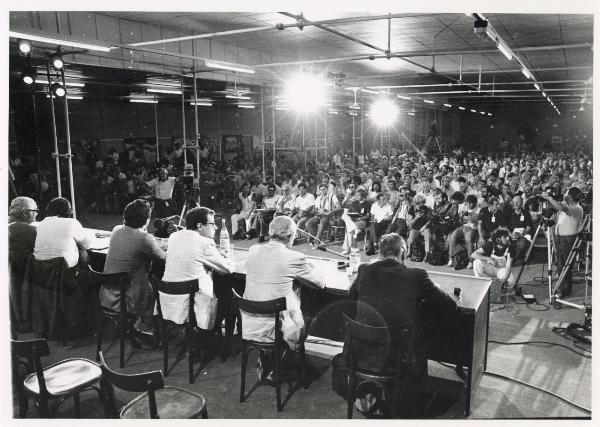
[443,103,452,108]
[423,99,434,104]
[369,97,399,127]
[51,50,64,70]
[282,73,328,113]
[458,106,466,111]
[148,88,182,95]
[21,66,36,85]
[496,41,512,60]
[488,113,492,116]
[542,91,547,98]
[407,112,415,116]
[521,67,531,79]
[50,82,66,97]
[397,94,411,100]
[18,39,32,54]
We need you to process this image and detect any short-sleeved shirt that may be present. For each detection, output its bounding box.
[348,199,371,217]
[146,177,176,200]
[33,216,91,268]
[555,204,584,236]
[480,240,516,258]
[295,193,316,212]
[478,207,504,235]
[506,209,533,232]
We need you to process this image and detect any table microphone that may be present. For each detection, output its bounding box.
[295,228,349,259]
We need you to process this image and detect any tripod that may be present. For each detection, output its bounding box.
[424,135,442,154]
[513,216,556,292]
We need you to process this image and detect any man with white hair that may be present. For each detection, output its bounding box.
[243,216,326,381]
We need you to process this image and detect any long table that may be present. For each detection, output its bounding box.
[87,229,490,417]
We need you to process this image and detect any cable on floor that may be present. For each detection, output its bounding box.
[488,339,591,359]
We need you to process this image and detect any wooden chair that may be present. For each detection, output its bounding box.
[155,278,199,384]
[234,290,307,412]
[98,351,207,419]
[343,315,417,419]
[90,266,133,368]
[11,338,103,418]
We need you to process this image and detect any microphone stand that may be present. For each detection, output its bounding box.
[296,228,349,259]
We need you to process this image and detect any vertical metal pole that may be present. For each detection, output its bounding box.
[352,113,356,168]
[272,85,276,181]
[192,71,200,176]
[324,109,327,162]
[217,104,222,162]
[360,93,364,155]
[388,127,391,156]
[154,99,159,162]
[302,115,306,172]
[31,87,43,203]
[181,76,187,165]
[61,69,76,218]
[314,115,318,166]
[261,85,266,181]
[47,62,61,197]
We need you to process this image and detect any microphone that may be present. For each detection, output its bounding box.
[295,228,349,259]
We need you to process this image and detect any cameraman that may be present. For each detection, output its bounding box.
[541,187,584,298]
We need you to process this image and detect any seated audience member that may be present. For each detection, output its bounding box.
[254,183,281,242]
[306,183,342,246]
[385,179,401,211]
[447,194,479,268]
[292,182,316,231]
[276,184,296,216]
[422,190,458,263]
[101,199,166,341]
[242,216,325,380]
[406,194,431,258]
[367,181,383,204]
[506,195,533,260]
[8,196,39,330]
[366,193,394,255]
[348,233,461,409]
[33,197,91,268]
[477,196,503,246]
[341,188,371,255]
[162,207,235,351]
[471,227,515,288]
[387,186,414,238]
[231,183,255,239]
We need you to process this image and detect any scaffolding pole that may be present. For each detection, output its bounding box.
[218,104,222,162]
[61,70,77,219]
[192,71,200,176]
[272,85,276,181]
[302,115,306,171]
[154,100,159,161]
[181,76,187,165]
[261,85,266,181]
[47,62,61,197]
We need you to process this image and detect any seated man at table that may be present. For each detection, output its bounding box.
[243,216,326,381]
[348,233,461,413]
[101,199,166,344]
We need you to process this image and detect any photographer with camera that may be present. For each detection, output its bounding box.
[540,187,584,298]
[471,227,516,288]
[507,195,533,261]
[422,189,458,264]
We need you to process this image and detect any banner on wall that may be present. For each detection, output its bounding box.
[222,134,242,160]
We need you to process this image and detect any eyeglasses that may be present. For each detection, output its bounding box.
[27,209,39,213]
[204,222,217,228]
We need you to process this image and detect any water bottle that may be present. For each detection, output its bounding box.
[219,218,230,255]
[350,241,360,273]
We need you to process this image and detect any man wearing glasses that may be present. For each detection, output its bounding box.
[276,184,296,217]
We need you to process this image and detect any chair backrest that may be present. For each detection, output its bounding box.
[342,314,415,373]
[89,266,132,312]
[98,351,165,419]
[27,256,73,291]
[232,290,287,344]
[11,339,51,397]
[156,279,199,324]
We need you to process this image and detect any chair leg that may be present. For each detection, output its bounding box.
[186,324,194,384]
[162,322,169,376]
[300,345,308,389]
[96,315,104,361]
[119,315,126,369]
[73,393,81,418]
[240,349,247,403]
[38,398,49,418]
[274,351,282,412]
[347,374,355,419]
[201,407,208,419]
[18,394,28,418]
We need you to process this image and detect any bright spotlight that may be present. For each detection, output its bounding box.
[370,97,399,127]
[18,39,32,54]
[282,73,328,113]
[51,50,64,70]
[50,82,66,97]
[21,66,36,85]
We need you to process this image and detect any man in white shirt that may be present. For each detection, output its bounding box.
[231,183,256,239]
[255,184,281,242]
[162,207,234,350]
[146,168,177,218]
[306,183,342,245]
[292,182,316,231]
[276,184,296,216]
[542,187,584,297]
[417,180,435,209]
[33,197,91,268]
[366,193,394,255]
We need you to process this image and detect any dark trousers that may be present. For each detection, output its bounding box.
[258,211,275,237]
[369,220,391,249]
[555,234,577,294]
[387,218,409,239]
[153,198,174,219]
[513,236,531,261]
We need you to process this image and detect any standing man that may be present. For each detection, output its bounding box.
[146,167,177,219]
[541,187,584,297]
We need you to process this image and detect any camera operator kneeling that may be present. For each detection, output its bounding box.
[471,228,516,288]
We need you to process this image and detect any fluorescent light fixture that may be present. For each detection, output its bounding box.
[238,104,255,109]
[190,101,212,107]
[521,67,531,79]
[34,79,84,88]
[542,91,547,98]
[458,106,466,110]
[487,113,492,116]
[349,103,361,110]
[275,107,289,111]
[130,99,158,104]
[148,88,182,95]
[496,41,512,60]
[327,110,339,115]
[533,83,540,91]
[480,111,486,115]
[407,112,415,116]
[9,30,112,52]
[225,94,251,100]
[397,95,411,100]
[66,95,83,100]
[203,60,255,74]
[360,88,379,94]
[470,109,477,113]
[423,99,434,104]
[443,103,452,108]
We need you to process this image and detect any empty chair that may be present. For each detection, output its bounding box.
[11,338,103,418]
[155,278,199,384]
[234,291,307,412]
[343,315,417,419]
[98,351,208,419]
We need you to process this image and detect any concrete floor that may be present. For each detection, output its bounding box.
[16,211,590,419]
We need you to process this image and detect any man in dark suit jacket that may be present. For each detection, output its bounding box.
[348,233,460,377]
